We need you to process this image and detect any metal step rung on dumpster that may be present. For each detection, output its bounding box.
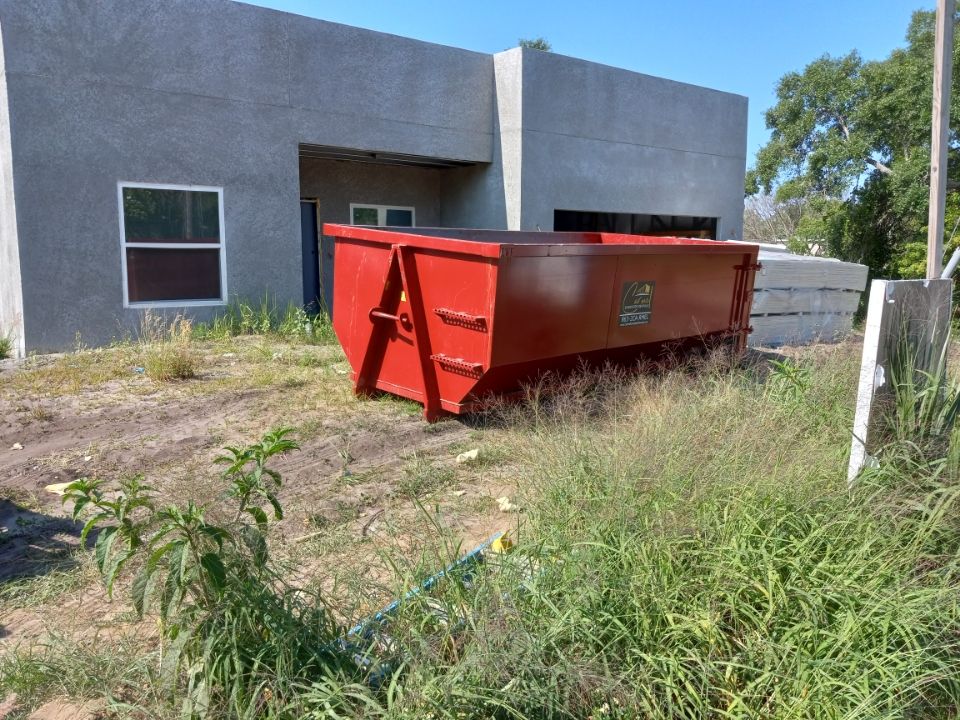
[431,353,484,376]
[433,308,488,330]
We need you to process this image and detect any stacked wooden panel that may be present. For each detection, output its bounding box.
[747,246,868,347]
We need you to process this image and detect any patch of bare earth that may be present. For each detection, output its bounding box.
[0,337,519,710]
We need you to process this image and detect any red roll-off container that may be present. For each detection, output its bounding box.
[324,225,759,421]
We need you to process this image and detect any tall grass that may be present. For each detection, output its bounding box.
[192,296,336,345]
[885,333,960,461]
[138,313,200,381]
[43,346,960,718]
[291,350,960,718]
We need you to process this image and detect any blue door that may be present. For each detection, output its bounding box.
[300,201,322,312]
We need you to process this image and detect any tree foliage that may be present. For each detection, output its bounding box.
[743,193,830,252]
[518,37,552,51]
[747,10,960,277]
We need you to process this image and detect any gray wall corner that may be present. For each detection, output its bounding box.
[0,16,24,358]
[493,49,523,230]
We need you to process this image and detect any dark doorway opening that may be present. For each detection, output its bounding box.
[554,210,718,239]
[300,200,322,312]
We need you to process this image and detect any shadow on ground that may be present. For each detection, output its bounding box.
[0,499,84,583]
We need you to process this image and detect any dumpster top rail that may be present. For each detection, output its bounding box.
[324,224,755,259]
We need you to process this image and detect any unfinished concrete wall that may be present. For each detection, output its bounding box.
[0,0,747,353]
[0,86,18,357]
[285,20,494,162]
[0,0,493,351]
[517,49,748,239]
[0,18,22,357]
[433,50,525,232]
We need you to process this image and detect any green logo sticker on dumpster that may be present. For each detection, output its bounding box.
[619,281,654,326]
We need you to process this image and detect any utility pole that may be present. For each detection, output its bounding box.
[927,0,954,279]
[851,1,956,485]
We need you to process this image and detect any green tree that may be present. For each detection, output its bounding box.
[747,10,960,277]
[518,37,552,51]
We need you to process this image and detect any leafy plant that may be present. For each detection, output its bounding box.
[67,475,154,597]
[746,10,960,277]
[63,428,347,716]
[0,331,12,360]
[766,357,812,405]
[518,37,551,51]
[217,427,298,526]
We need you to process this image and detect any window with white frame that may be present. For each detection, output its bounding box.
[119,183,227,306]
[350,203,415,227]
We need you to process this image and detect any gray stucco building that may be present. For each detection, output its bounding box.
[0,0,748,357]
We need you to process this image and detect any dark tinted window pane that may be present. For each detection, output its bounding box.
[553,209,717,239]
[385,209,413,227]
[123,188,220,243]
[352,207,378,225]
[126,248,222,302]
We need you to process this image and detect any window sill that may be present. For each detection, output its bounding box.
[125,299,226,309]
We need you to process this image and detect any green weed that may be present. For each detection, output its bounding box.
[292,351,960,718]
[193,296,336,345]
[886,334,960,459]
[62,428,350,717]
[766,356,812,403]
[36,344,960,719]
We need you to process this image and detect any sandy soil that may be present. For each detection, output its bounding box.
[0,339,520,657]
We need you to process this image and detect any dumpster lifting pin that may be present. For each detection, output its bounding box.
[369,307,409,325]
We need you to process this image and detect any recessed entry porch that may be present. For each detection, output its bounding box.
[297,144,481,313]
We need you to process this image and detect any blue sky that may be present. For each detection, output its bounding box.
[246,0,929,168]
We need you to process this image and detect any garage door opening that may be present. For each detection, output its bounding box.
[554,209,718,239]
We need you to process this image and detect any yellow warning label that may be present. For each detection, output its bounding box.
[400,291,407,302]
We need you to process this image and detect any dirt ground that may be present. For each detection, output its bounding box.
[0,331,850,718]
[0,336,520,670]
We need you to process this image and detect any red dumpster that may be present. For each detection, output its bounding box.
[324,225,759,421]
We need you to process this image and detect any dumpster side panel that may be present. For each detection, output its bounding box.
[490,255,617,366]
[606,253,740,348]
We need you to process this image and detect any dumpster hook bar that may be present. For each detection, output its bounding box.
[370,307,408,324]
